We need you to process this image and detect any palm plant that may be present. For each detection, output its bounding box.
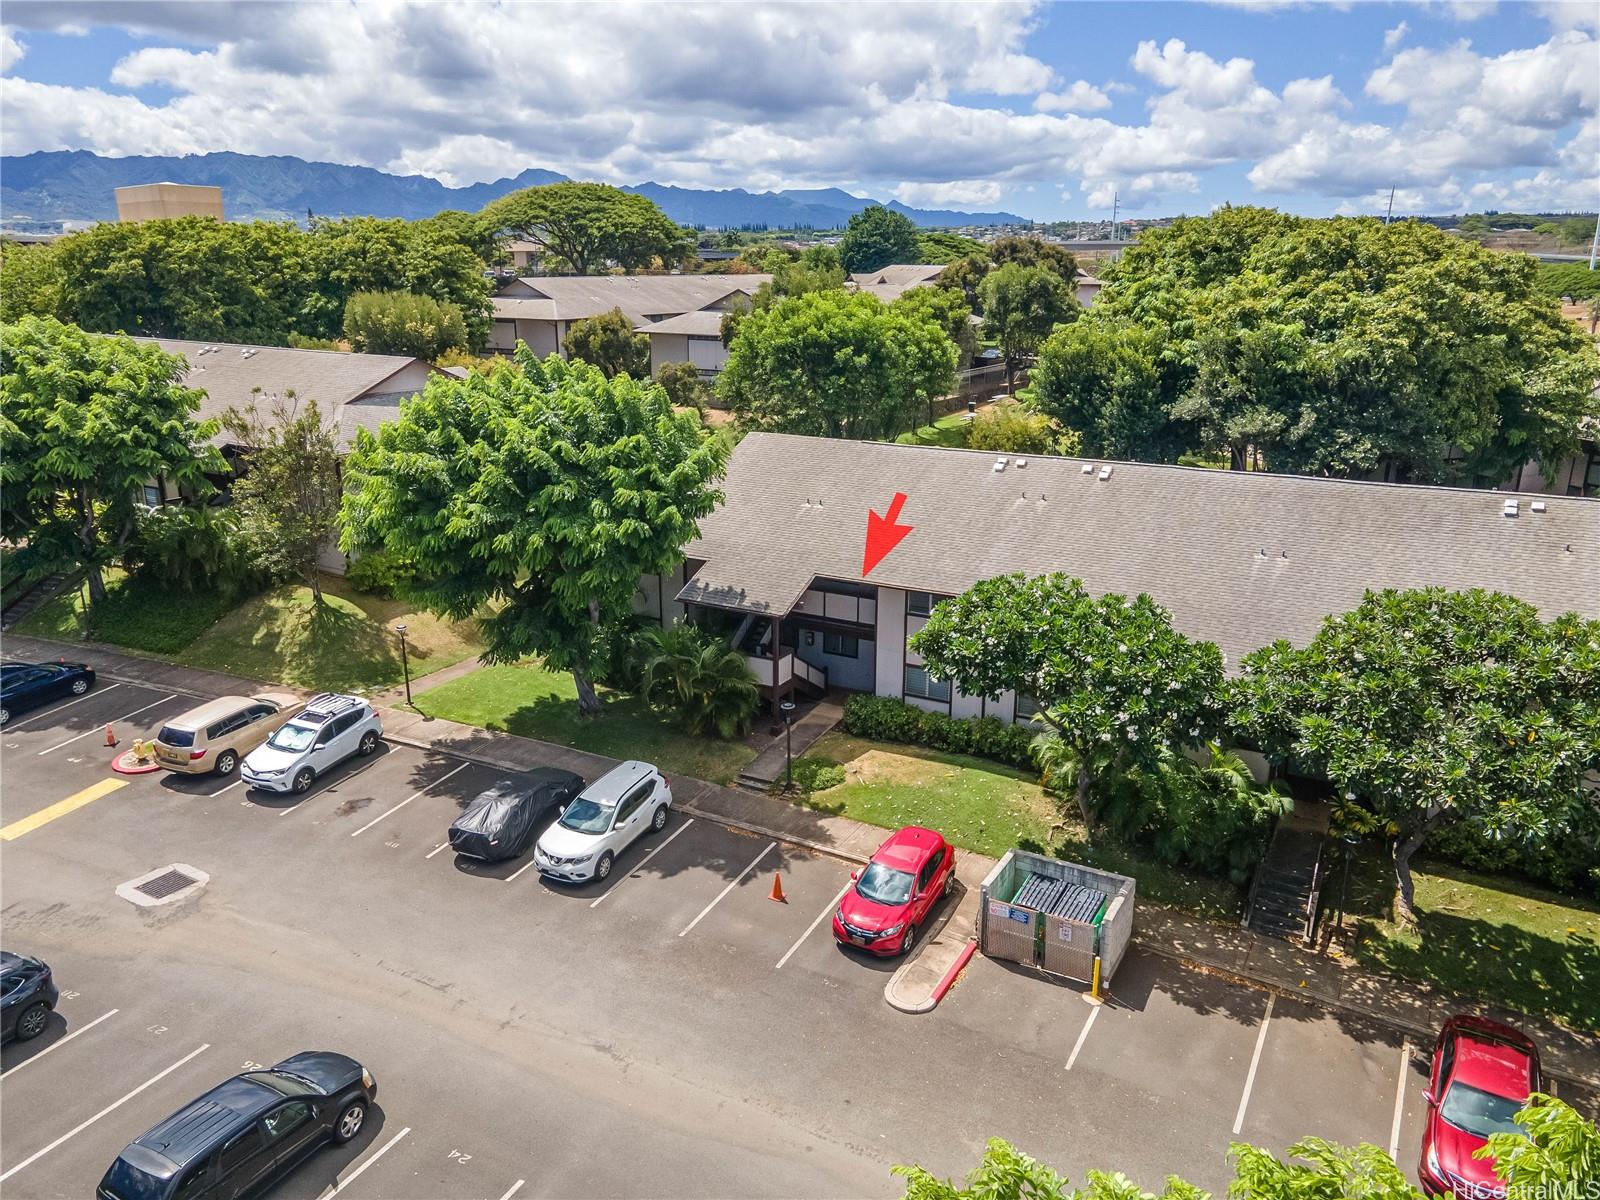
[639,623,759,739]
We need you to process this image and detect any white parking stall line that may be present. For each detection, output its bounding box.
[775,879,852,969]
[350,762,469,837]
[1232,994,1275,1135]
[207,779,244,799]
[277,755,387,816]
[1389,1040,1411,1159]
[319,1125,411,1198]
[0,1009,119,1079]
[591,818,696,908]
[425,841,451,859]
[679,840,776,938]
[38,694,176,755]
[4,683,121,731]
[0,1042,210,1183]
[506,855,542,883]
[498,1181,527,1200]
[1065,1003,1101,1071]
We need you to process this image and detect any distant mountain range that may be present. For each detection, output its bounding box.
[0,151,1029,229]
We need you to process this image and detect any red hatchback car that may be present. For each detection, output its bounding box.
[832,826,955,956]
[1419,1015,1541,1198]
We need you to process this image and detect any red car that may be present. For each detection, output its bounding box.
[832,826,955,956]
[1419,1015,1541,1198]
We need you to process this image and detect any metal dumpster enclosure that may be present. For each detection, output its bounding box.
[977,850,1136,984]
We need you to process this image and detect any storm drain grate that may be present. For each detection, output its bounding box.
[136,868,200,900]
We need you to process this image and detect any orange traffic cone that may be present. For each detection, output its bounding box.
[104,723,117,747]
[769,872,787,903]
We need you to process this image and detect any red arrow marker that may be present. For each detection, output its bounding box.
[863,491,914,576]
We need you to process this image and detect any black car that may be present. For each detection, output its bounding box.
[1,951,59,1043]
[98,1052,376,1200]
[0,660,96,725]
[448,768,584,862]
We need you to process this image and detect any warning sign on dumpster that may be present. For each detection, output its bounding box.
[1057,925,1074,942]
[1006,906,1031,924]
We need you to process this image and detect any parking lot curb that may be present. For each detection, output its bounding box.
[1131,937,1600,1093]
[883,883,979,1014]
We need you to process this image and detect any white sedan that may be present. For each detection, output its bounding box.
[533,760,672,882]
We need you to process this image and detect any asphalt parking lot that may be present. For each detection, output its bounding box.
[3,674,1595,1197]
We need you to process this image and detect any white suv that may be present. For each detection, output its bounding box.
[533,761,672,882]
[241,693,383,794]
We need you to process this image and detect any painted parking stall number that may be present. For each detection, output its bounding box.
[146,1024,168,1035]
[448,1149,473,1165]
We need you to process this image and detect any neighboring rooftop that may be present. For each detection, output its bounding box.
[133,337,435,449]
[677,433,1600,666]
[634,309,728,337]
[496,274,770,325]
[848,264,945,302]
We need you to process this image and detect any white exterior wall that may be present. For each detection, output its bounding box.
[649,333,690,377]
[687,336,729,372]
[632,566,691,627]
[374,361,436,393]
[950,688,985,720]
[874,586,906,700]
[489,320,516,352]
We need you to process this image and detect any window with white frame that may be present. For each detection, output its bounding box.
[906,591,934,617]
[903,664,950,703]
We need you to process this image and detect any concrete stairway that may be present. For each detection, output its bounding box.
[735,695,846,793]
[1244,799,1331,943]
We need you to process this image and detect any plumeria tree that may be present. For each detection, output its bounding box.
[1229,587,1600,921]
[910,574,1224,830]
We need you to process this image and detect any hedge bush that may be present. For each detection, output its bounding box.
[1432,812,1600,899]
[344,547,417,599]
[841,694,1035,770]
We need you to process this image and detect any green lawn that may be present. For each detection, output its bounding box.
[790,731,1245,920]
[19,571,485,696]
[895,410,973,448]
[1342,850,1600,1031]
[413,661,758,786]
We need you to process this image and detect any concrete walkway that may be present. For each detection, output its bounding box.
[369,653,484,708]
[7,629,1597,1084]
[735,695,846,791]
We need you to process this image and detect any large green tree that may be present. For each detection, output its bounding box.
[562,308,651,379]
[1228,1138,1423,1199]
[222,393,344,606]
[838,205,920,273]
[989,235,1080,283]
[911,574,1223,829]
[1483,1093,1600,1190]
[0,318,223,610]
[980,262,1079,392]
[895,1138,1206,1200]
[1090,206,1600,482]
[916,230,987,265]
[716,290,957,440]
[1031,321,1175,461]
[1229,588,1600,920]
[340,351,726,715]
[479,182,690,275]
[892,285,978,430]
[342,289,469,359]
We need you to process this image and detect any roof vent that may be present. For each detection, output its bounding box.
[1530,500,1547,513]
[1014,458,1027,469]
[1503,499,1519,517]
[1098,466,1113,481]
[993,457,1007,473]
[1082,463,1094,475]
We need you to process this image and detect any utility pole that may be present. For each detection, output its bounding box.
[1589,210,1599,271]
[1384,187,1395,226]
[1111,190,1119,242]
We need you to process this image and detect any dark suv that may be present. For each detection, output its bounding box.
[97,1053,376,1200]
[1,951,59,1043]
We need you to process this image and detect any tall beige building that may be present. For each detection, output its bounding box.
[114,183,225,222]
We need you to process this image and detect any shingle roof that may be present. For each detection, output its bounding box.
[498,274,769,325]
[635,310,727,337]
[491,297,559,321]
[848,264,946,303]
[677,433,1600,665]
[135,338,429,445]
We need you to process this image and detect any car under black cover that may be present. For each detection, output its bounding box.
[448,768,584,862]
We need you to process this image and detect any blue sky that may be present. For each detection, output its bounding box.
[1,1,1594,220]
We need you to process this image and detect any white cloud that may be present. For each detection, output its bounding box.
[0,29,24,72]
[1034,80,1111,113]
[1383,21,1409,52]
[1536,1,1600,32]
[1084,171,1200,210]
[892,180,1003,208]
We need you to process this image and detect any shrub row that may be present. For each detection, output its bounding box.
[1432,814,1600,900]
[841,694,1035,770]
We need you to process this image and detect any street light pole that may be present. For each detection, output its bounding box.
[1338,831,1361,934]
[395,623,412,706]
[780,698,796,791]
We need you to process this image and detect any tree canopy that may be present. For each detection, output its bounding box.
[1087,206,1600,482]
[0,317,223,609]
[1031,322,1180,462]
[340,351,726,714]
[911,574,1223,828]
[1229,587,1600,919]
[916,230,988,265]
[979,262,1078,391]
[562,307,651,378]
[342,289,468,359]
[989,235,1080,283]
[838,205,920,273]
[716,289,957,440]
[479,182,690,275]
